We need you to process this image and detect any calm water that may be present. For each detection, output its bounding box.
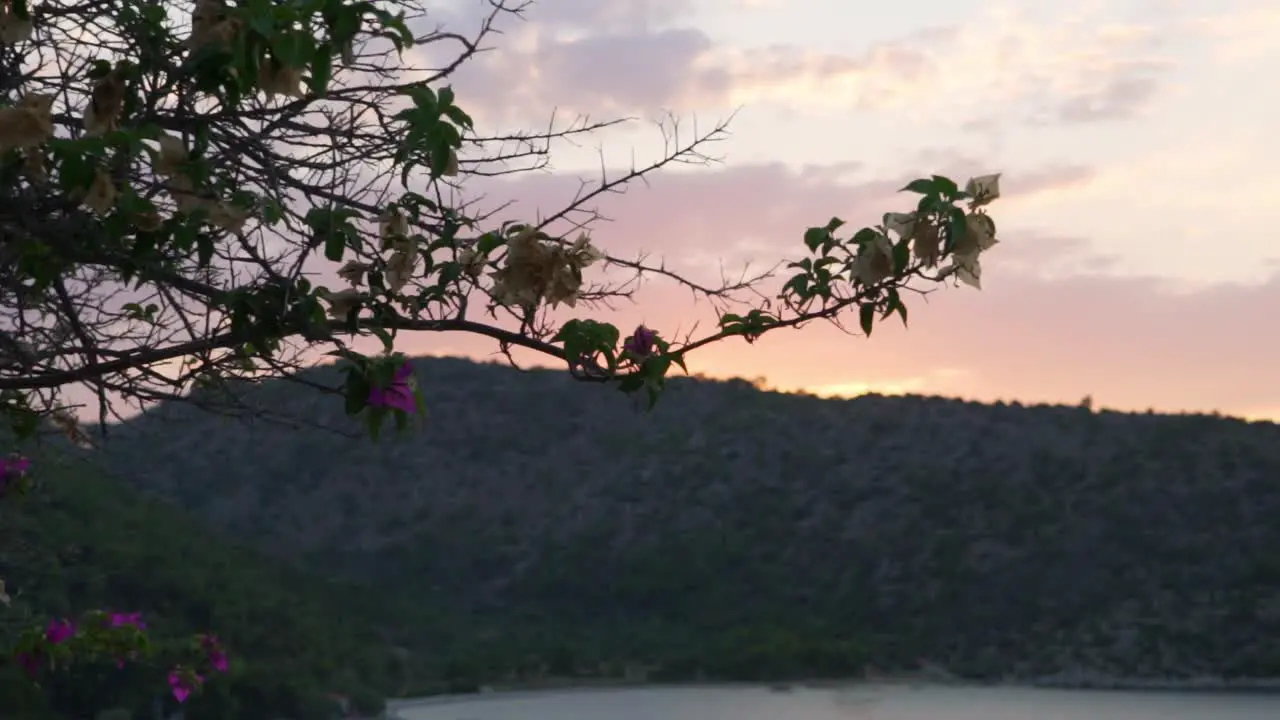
[391,685,1280,720]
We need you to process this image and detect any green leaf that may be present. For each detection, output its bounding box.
[271,32,308,68]
[366,407,385,440]
[54,149,92,194]
[645,356,672,381]
[428,135,452,177]
[442,105,474,131]
[309,43,333,95]
[343,374,368,416]
[399,160,415,190]
[245,1,275,37]
[260,197,284,224]
[324,230,345,262]
[892,237,911,275]
[783,274,810,300]
[931,174,959,197]
[850,227,881,246]
[369,325,395,354]
[803,227,827,252]
[409,86,438,113]
[900,178,935,195]
[946,211,968,255]
[88,59,113,79]
[8,406,39,440]
[476,231,504,254]
[859,303,875,337]
[617,373,644,393]
[196,233,215,267]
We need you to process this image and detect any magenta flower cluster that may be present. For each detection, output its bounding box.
[14,613,228,703]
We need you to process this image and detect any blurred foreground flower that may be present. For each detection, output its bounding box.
[367,361,417,414]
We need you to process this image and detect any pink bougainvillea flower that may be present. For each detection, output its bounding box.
[0,455,30,478]
[201,633,229,673]
[107,611,146,630]
[209,648,228,673]
[15,650,41,678]
[45,618,75,645]
[113,650,137,669]
[366,361,416,413]
[623,325,656,359]
[169,667,204,703]
[0,455,30,494]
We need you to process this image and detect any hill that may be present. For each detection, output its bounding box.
[92,356,1280,686]
[0,444,439,719]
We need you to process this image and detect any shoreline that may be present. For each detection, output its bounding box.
[386,673,1280,712]
[1026,673,1280,693]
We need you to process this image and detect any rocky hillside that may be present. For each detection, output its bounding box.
[91,357,1280,683]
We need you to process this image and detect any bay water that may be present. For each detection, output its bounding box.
[391,685,1280,720]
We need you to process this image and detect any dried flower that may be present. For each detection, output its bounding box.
[84,67,128,136]
[186,0,238,50]
[153,134,188,177]
[257,61,304,99]
[570,233,605,266]
[378,207,408,249]
[208,201,247,233]
[965,173,1001,208]
[0,93,54,151]
[134,207,163,232]
[911,222,942,268]
[82,169,118,216]
[883,212,916,240]
[489,226,600,309]
[321,288,362,320]
[458,248,487,278]
[852,232,894,286]
[337,261,371,286]
[385,248,417,293]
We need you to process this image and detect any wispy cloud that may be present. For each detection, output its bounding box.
[430,0,1188,130]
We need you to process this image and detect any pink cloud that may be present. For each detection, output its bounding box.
[50,157,1276,423]
[368,161,1279,419]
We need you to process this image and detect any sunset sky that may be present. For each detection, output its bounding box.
[370,0,1280,420]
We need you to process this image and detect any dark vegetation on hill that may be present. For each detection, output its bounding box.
[0,444,425,719]
[70,356,1280,690]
